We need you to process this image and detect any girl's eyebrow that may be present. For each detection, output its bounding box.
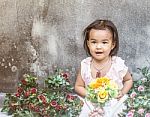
[89,38,111,41]
[91,38,96,40]
[89,38,96,41]
[90,38,109,41]
[102,39,109,41]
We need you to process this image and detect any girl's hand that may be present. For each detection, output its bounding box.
[89,107,104,117]
[116,90,124,100]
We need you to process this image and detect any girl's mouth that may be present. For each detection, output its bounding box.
[95,52,103,54]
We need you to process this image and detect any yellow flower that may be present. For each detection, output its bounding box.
[89,81,101,89]
[97,89,109,103]
[107,80,119,98]
[96,77,110,87]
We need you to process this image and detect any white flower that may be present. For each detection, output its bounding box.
[141,77,147,82]
[130,92,137,98]
[138,85,145,92]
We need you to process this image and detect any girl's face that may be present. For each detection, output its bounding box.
[87,29,115,62]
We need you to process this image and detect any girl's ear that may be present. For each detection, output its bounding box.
[111,42,116,50]
[87,40,90,47]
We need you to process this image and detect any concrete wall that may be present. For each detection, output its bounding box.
[0,0,150,92]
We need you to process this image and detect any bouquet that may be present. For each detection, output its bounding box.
[86,77,119,108]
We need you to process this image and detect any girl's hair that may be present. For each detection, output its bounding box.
[83,19,119,56]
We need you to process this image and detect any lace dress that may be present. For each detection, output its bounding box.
[79,56,128,117]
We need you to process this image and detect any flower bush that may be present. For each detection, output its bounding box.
[1,68,83,117]
[119,67,150,117]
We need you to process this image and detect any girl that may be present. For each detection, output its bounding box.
[75,19,133,117]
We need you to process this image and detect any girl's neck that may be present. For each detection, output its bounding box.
[92,56,111,66]
[91,56,112,78]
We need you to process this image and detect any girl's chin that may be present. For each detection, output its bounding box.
[92,56,109,61]
[94,54,104,58]
[93,57,104,61]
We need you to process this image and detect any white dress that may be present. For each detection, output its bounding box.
[79,56,128,117]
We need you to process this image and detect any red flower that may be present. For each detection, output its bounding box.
[66,94,75,101]
[38,94,47,104]
[66,94,71,99]
[24,91,30,97]
[70,95,75,100]
[38,94,45,100]
[21,79,27,85]
[30,88,37,94]
[61,72,69,79]
[34,106,40,112]
[50,100,57,107]
[15,93,20,97]
[29,103,34,110]
[17,87,23,93]
[55,105,63,110]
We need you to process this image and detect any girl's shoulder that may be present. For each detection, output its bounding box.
[81,57,92,65]
[112,56,125,64]
[111,56,128,71]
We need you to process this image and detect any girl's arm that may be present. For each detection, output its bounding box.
[74,68,86,97]
[117,71,133,99]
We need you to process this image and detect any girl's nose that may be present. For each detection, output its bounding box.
[96,43,102,49]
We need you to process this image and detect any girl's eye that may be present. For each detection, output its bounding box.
[91,41,96,44]
[102,42,108,44]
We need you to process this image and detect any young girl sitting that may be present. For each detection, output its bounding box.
[75,19,133,117]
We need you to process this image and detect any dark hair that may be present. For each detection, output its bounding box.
[83,19,119,56]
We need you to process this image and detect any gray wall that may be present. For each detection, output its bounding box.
[0,0,150,92]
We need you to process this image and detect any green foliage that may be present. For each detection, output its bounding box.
[119,67,150,117]
[1,68,83,117]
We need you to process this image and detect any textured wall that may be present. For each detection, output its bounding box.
[0,0,150,92]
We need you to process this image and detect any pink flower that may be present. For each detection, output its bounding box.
[145,113,150,117]
[30,88,37,94]
[38,94,47,104]
[50,100,57,107]
[29,103,35,110]
[24,91,30,97]
[66,94,75,101]
[138,108,144,114]
[130,92,137,98]
[126,111,134,117]
[66,94,71,99]
[138,85,145,92]
[15,93,20,97]
[55,105,63,110]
